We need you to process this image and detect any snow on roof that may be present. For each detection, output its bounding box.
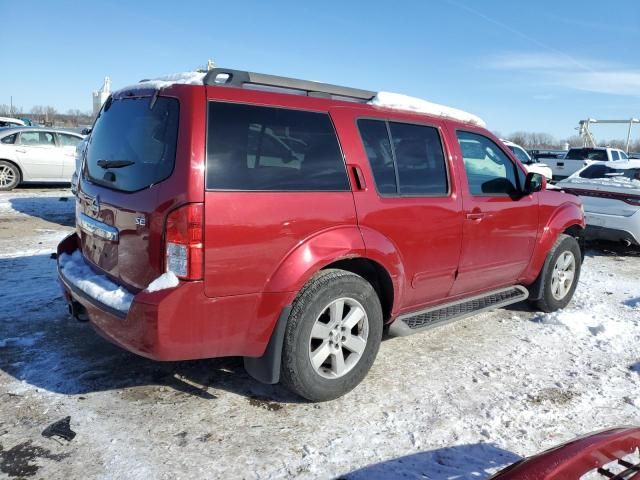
[113,71,206,97]
[369,91,486,127]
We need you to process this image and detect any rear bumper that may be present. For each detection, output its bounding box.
[57,233,290,361]
[584,211,640,245]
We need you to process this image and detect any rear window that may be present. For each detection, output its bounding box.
[565,148,607,161]
[206,102,349,191]
[85,97,179,192]
[1,133,16,144]
[579,164,640,182]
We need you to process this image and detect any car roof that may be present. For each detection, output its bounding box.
[0,126,83,137]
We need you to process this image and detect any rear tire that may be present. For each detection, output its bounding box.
[280,269,383,402]
[0,161,20,191]
[532,234,581,312]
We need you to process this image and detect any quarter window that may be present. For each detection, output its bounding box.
[206,102,349,191]
[1,134,17,144]
[457,131,519,195]
[357,119,448,196]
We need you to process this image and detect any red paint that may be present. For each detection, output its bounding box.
[491,427,640,479]
[59,81,584,362]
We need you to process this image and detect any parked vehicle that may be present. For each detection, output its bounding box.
[0,127,84,190]
[57,68,585,401]
[557,160,640,246]
[0,116,26,128]
[501,139,553,181]
[491,426,640,479]
[545,147,629,180]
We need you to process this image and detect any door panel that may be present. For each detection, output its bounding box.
[450,128,538,295]
[16,131,63,179]
[332,109,463,311]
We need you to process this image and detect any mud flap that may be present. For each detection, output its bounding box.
[243,306,291,385]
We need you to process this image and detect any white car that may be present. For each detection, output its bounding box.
[556,160,640,246]
[544,147,629,180]
[0,127,84,190]
[501,139,553,181]
[0,117,26,128]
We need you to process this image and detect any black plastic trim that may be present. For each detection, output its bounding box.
[203,68,376,102]
[243,305,292,384]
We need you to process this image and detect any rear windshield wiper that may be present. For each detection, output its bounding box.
[96,159,135,169]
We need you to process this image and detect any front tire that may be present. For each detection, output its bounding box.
[280,269,383,402]
[0,161,20,191]
[532,234,582,312]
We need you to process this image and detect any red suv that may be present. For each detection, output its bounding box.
[58,68,585,401]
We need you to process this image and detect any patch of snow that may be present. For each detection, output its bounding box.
[113,71,206,97]
[145,271,179,292]
[59,250,133,313]
[370,91,486,127]
[560,176,640,191]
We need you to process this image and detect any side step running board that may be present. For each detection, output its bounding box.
[388,285,529,337]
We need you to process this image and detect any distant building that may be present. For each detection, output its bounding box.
[92,77,111,116]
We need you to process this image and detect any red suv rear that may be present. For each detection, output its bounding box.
[58,68,585,401]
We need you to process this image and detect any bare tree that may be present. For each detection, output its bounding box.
[0,104,10,116]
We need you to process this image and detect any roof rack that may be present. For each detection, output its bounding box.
[202,68,376,102]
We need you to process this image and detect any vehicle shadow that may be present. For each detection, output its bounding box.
[0,253,302,405]
[585,240,640,258]
[337,443,521,479]
[9,196,75,227]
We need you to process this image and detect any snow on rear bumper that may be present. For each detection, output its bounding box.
[56,233,290,361]
[584,210,640,245]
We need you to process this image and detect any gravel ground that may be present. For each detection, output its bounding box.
[0,187,639,479]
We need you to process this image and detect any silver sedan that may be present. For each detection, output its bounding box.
[0,127,84,190]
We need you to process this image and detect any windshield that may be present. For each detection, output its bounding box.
[85,96,179,192]
[507,145,531,163]
[565,148,607,161]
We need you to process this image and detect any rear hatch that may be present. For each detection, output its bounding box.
[76,91,192,291]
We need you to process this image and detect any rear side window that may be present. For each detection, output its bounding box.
[579,164,640,182]
[565,148,608,161]
[85,97,179,192]
[206,102,349,191]
[357,119,448,196]
[58,134,82,147]
[611,150,620,160]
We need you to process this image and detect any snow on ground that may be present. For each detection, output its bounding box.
[0,188,639,479]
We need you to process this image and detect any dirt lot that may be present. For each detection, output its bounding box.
[0,187,639,479]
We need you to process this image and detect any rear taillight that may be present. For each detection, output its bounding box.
[165,203,204,280]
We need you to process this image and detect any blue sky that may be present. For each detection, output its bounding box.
[1,0,639,140]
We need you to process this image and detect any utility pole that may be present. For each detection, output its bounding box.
[10,96,13,116]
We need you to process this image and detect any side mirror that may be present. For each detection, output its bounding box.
[524,172,545,194]
[81,128,92,136]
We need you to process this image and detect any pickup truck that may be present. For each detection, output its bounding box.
[544,147,629,180]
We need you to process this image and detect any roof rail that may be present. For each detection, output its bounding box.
[203,68,376,102]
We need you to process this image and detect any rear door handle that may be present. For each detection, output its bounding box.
[466,212,485,221]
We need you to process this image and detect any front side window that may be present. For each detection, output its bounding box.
[457,131,519,195]
[620,151,629,160]
[357,119,448,196]
[207,102,349,191]
[20,131,55,146]
[85,97,179,192]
